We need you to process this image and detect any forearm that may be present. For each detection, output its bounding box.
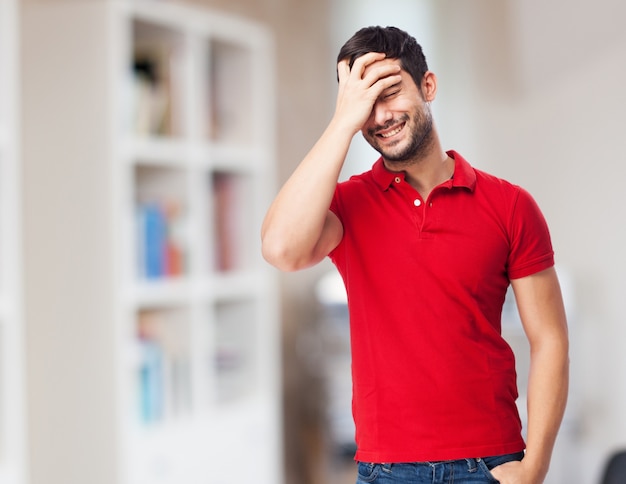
[262,53,402,271]
[522,331,570,482]
[498,268,570,484]
[261,118,354,270]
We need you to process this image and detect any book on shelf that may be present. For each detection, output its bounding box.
[138,336,164,423]
[131,41,184,137]
[212,172,251,272]
[136,309,192,424]
[136,200,185,280]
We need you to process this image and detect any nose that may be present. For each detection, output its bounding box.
[370,100,394,129]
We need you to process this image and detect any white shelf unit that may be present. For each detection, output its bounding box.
[0,0,25,482]
[22,2,281,484]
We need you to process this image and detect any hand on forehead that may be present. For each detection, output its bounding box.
[362,56,401,77]
[346,52,402,86]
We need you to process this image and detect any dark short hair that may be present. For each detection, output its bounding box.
[337,26,429,89]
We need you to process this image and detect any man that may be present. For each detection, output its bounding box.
[262,26,569,484]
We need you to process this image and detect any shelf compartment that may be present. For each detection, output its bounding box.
[206,39,253,145]
[211,297,259,404]
[134,164,189,281]
[134,306,193,425]
[130,19,188,139]
[209,170,256,273]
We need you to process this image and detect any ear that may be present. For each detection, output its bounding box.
[420,71,437,102]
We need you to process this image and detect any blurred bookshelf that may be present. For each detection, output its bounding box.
[0,0,26,482]
[23,2,281,484]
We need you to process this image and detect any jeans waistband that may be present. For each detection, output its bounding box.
[366,450,525,471]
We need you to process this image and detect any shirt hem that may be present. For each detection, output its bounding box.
[354,440,526,463]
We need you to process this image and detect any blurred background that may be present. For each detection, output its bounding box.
[0,0,624,484]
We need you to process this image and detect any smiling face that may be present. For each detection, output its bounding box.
[361,59,435,165]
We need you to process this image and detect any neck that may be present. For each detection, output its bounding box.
[383,132,453,199]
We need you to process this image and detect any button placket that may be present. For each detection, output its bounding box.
[392,176,429,237]
[420,196,437,237]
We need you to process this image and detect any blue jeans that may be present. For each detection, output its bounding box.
[356,452,524,483]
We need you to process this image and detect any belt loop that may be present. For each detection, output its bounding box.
[382,463,393,472]
[466,458,478,472]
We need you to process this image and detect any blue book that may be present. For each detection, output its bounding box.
[142,203,166,278]
[139,339,164,423]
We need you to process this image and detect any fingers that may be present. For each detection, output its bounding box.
[347,52,386,79]
[362,62,401,89]
[333,53,402,134]
[489,460,523,483]
[338,54,401,88]
[337,59,350,83]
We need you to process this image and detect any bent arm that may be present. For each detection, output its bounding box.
[493,267,569,483]
[260,120,350,271]
[261,53,402,271]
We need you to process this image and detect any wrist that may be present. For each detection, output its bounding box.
[520,455,550,483]
[328,113,363,138]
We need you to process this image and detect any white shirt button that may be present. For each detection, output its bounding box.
[414,199,422,207]
[394,177,401,183]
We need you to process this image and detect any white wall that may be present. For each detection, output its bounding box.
[331,1,626,482]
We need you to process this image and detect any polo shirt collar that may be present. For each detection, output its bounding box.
[371,149,477,191]
[447,150,477,191]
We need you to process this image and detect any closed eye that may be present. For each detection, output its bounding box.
[381,81,402,100]
[383,89,400,99]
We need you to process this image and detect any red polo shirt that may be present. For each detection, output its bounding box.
[329,150,554,463]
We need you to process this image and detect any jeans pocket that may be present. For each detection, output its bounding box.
[357,462,380,483]
[476,458,500,483]
[482,451,525,469]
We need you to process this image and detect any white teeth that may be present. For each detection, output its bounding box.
[380,124,403,138]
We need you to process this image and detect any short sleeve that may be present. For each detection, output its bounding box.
[328,185,344,263]
[507,187,555,279]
